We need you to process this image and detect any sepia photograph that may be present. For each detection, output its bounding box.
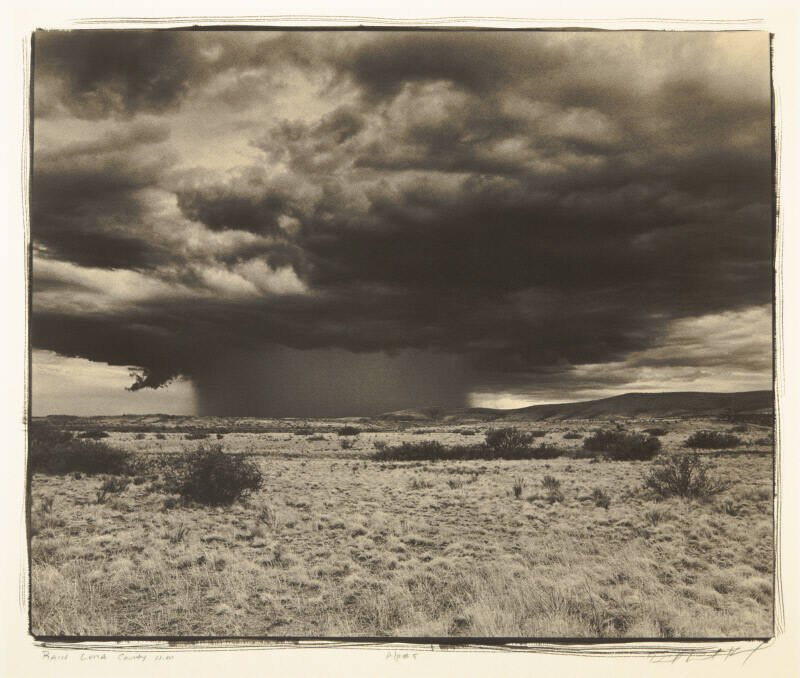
[27,27,777,641]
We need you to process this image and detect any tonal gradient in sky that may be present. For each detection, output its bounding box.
[31,30,773,416]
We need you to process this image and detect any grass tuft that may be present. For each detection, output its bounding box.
[96,476,130,504]
[590,488,611,509]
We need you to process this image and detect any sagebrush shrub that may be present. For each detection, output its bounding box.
[644,428,668,437]
[28,422,131,475]
[563,432,583,439]
[583,430,661,460]
[644,452,727,500]
[337,426,361,436]
[526,443,563,459]
[373,440,446,461]
[486,428,534,451]
[163,444,263,506]
[372,439,564,461]
[684,430,741,449]
[77,430,109,440]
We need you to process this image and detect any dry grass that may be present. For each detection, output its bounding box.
[29,416,774,638]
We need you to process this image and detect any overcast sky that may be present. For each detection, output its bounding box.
[31,30,773,416]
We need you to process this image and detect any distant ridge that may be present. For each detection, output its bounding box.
[377,390,774,423]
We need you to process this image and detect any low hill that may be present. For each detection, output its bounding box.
[378,390,773,423]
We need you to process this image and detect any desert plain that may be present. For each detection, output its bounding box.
[28,407,774,639]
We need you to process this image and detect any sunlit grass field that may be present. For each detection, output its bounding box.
[29,417,774,638]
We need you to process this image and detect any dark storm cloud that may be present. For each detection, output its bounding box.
[173,166,303,235]
[32,118,175,269]
[34,30,330,119]
[35,31,207,119]
[31,31,773,404]
[338,31,564,101]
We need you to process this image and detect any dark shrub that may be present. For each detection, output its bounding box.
[372,438,564,461]
[337,426,361,436]
[185,432,209,440]
[28,422,131,475]
[684,431,741,449]
[565,447,598,460]
[134,433,146,440]
[583,430,661,461]
[340,439,354,449]
[526,443,563,459]
[164,444,263,506]
[485,429,563,458]
[645,453,728,500]
[375,440,447,460]
[563,432,583,439]
[155,432,166,440]
[485,427,534,452]
[77,430,109,440]
[529,430,547,438]
[644,428,668,437]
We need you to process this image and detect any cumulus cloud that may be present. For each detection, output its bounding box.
[30,30,774,410]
